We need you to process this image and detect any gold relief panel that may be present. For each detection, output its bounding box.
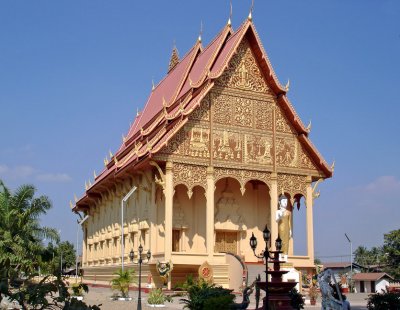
[162,125,210,159]
[255,100,273,130]
[215,38,271,94]
[276,106,295,134]
[276,137,298,168]
[173,163,207,197]
[213,129,242,162]
[189,96,210,122]
[244,134,273,165]
[233,97,252,127]
[298,143,318,171]
[213,92,232,125]
[277,173,308,198]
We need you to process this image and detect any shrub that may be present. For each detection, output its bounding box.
[367,290,400,309]
[180,279,234,310]
[110,268,135,298]
[147,288,171,305]
[289,288,305,309]
[71,282,86,296]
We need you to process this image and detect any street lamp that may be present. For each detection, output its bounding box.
[132,244,151,310]
[250,225,282,310]
[345,233,353,291]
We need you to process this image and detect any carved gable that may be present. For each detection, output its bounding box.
[215,38,273,95]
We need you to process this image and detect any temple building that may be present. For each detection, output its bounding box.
[72,13,333,290]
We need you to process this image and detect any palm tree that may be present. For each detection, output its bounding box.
[110,268,136,298]
[0,180,59,281]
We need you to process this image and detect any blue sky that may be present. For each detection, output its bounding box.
[1,1,399,262]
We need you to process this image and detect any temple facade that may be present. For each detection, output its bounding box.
[72,16,332,290]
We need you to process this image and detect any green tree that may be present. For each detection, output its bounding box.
[383,229,400,280]
[0,180,59,298]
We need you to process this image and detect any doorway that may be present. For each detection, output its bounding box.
[215,231,238,254]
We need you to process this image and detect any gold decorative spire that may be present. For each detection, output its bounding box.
[104,156,109,166]
[227,0,232,26]
[74,193,78,202]
[198,20,203,43]
[122,134,127,143]
[93,170,97,179]
[136,107,140,117]
[306,120,312,132]
[85,181,88,190]
[168,43,180,73]
[109,150,113,158]
[152,79,155,91]
[331,160,335,173]
[69,200,73,209]
[248,0,254,21]
[88,179,92,187]
[285,79,290,92]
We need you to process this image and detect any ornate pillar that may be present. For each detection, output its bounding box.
[82,227,87,267]
[270,173,278,249]
[150,178,157,258]
[306,176,314,262]
[164,161,173,261]
[206,166,215,261]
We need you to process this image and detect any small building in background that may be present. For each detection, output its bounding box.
[353,272,394,293]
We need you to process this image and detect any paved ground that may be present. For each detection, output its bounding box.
[83,286,370,310]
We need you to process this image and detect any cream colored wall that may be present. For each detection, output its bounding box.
[174,185,207,253]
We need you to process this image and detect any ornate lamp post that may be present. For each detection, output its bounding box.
[249,225,282,310]
[132,244,151,310]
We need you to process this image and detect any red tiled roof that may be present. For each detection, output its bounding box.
[353,273,393,281]
[73,18,333,211]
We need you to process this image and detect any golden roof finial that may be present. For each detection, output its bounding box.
[122,134,127,142]
[168,41,180,73]
[136,107,140,117]
[227,0,232,26]
[198,20,203,43]
[93,170,97,179]
[331,160,335,173]
[306,120,312,132]
[74,193,78,202]
[152,78,155,91]
[162,96,167,107]
[285,79,290,92]
[114,156,119,165]
[104,156,109,166]
[85,181,88,190]
[248,0,254,21]
[109,150,113,158]
[69,200,73,209]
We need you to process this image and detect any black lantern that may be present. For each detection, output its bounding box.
[146,249,151,260]
[129,249,134,262]
[263,225,271,242]
[138,244,143,255]
[275,235,282,252]
[250,232,258,251]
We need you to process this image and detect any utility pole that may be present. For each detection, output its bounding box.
[345,233,353,291]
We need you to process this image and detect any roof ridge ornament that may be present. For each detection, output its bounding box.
[285,79,290,92]
[306,120,312,133]
[198,20,203,43]
[168,41,180,73]
[152,78,155,91]
[227,0,232,26]
[331,160,335,173]
[248,0,254,21]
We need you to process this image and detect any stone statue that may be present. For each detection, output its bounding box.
[275,193,292,258]
[318,269,343,310]
[156,260,173,287]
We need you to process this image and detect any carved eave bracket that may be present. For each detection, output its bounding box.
[150,161,166,190]
[312,178,324,201]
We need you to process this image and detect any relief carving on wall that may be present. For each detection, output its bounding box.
[276,106,295,134]
[244,134,273,165]
[215,183,244,231]
[255,100,273,130]
[189,96,210,122]
[277,173,308,198]
[213,129,242,162]
[215,38,271,94]
[298,144,318,171]
[276,137,298,168]
[173,163,207,198]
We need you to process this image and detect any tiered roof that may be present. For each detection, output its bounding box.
[74,18,332,211]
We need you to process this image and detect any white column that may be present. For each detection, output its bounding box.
[206,166,215,261]
[270,173,278,249]
[164,161,173,261]
[306,176,315,262]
